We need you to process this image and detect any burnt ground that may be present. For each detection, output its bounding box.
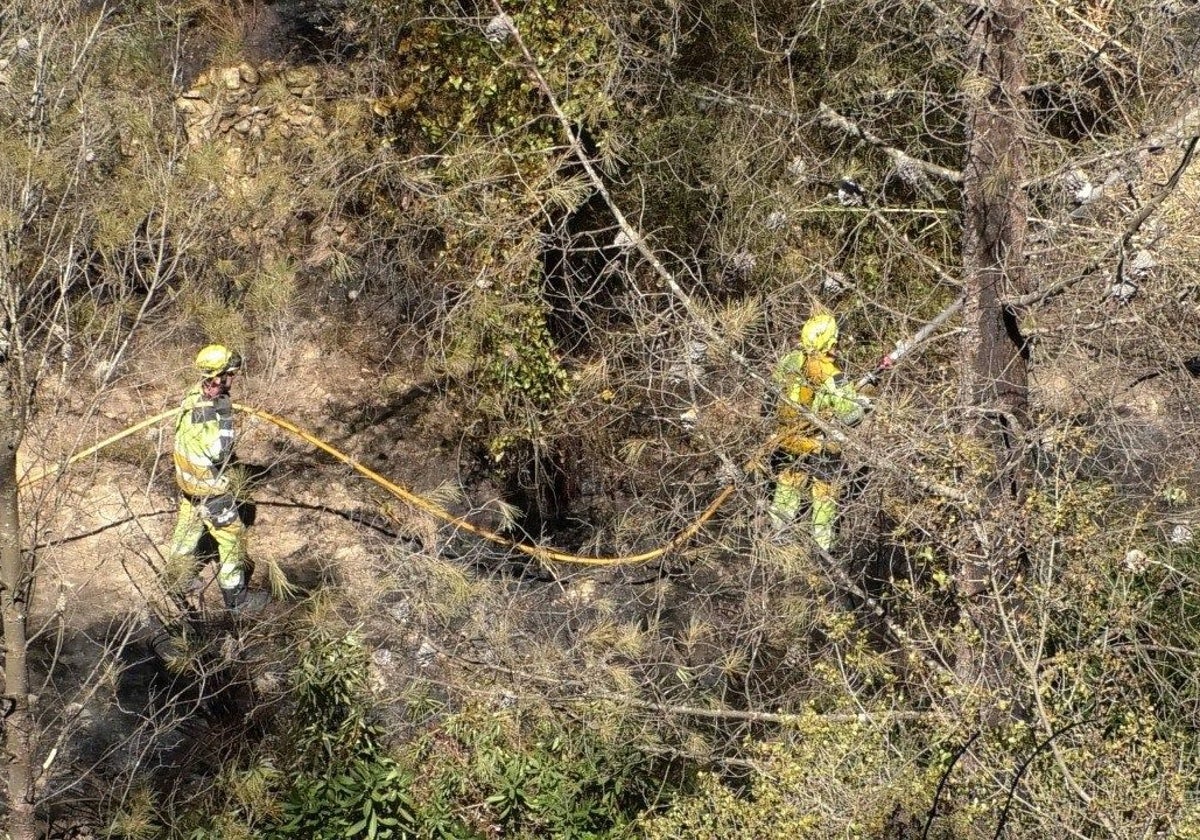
[17,318,725,836]
[21,286,1200,836]
[15,321,485,832]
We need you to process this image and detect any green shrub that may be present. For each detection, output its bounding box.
[271,756,418,840]
[639,714,942,840]
[399,703,673,840]
[266,628,428,840]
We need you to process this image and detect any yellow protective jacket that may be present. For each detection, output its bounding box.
[173,385,236,498]
[773,349,865,457]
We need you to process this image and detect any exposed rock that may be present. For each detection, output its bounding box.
[415,639,437,668]
[285,109,316,126]
[563,578,596,606]
[485,14,515,43]
[1128,249,1157,280]
[238,61,259,85]
[611,230,635,250]
[284,67,318,95]
[822,269,849,296]
[1122,549,1150,573]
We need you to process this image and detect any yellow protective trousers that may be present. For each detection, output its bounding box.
[769,463,838,551]
[165,494,248,594]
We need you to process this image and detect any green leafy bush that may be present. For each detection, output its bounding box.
[259,629,674,839]
[639,713,943,840]
[397,702,675,840]
[271,756,417,840]
[266,628,428,840]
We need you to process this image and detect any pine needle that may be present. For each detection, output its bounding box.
[619,438,650,465]
[715,296,762,345]
[758,537,812,577]
[540,174,592,213]
[486,497,521,531]
[265,557,298,600]
[606,664,638,693]
[681,616,710,652]
[575,357,610,395]
[425,480,464,509]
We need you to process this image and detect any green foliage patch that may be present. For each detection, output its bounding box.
[135,626,676,840]
[399,701,672,839]
[362,0,616,151]
[640,714,944,840]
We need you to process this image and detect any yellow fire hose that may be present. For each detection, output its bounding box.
[18,404,761,568]
[13,295,960,568]
[18,407,185,488]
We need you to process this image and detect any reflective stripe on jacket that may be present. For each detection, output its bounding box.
[173,386,235,497]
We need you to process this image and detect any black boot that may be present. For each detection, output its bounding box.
[221,582,270,613]
[147,616,184,662]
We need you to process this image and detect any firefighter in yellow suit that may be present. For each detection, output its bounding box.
[770,312,868,550]
[164,344,267,612]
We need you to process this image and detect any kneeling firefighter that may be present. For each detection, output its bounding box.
[769,312,870,550]
[163,344,268,612]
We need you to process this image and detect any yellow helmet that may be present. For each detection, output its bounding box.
[194,344,243,378]
[800,313,838,354]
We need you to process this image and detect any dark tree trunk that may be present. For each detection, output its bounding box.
[956,0,1031,715]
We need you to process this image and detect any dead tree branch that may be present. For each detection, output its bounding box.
[817,102,964,185]
[1005,134,1200,308]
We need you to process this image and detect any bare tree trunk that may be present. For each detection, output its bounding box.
[956,0,1031,715]
[0,359,36,840]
